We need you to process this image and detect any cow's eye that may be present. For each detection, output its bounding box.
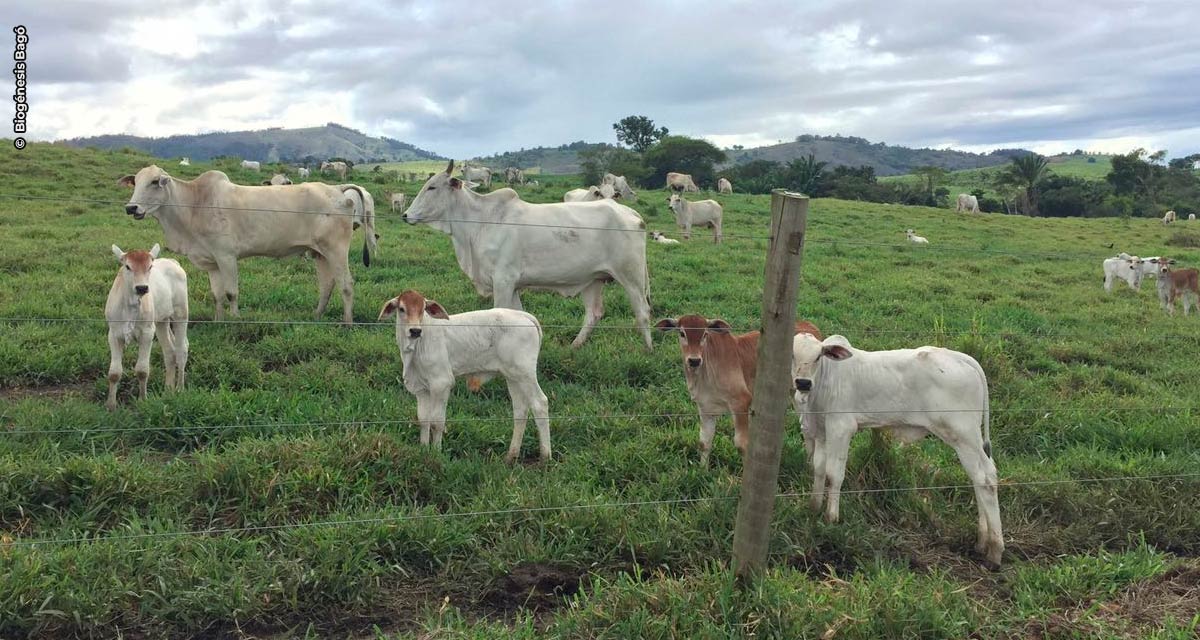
[125,265,131,270]
[426,187,436,191]
[396,307,405,313]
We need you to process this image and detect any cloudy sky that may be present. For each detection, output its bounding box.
[17,0,1200,158]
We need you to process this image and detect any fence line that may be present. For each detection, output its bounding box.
[4,471,1198,550]
[2,404,1195,437]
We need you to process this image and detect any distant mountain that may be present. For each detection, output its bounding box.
[473,141,607,174]
[724,135,1029,176]
[58,123,445,164]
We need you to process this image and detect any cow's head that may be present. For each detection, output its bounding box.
[668,193,682,211]
[378,289,450,340]
[117,165,171,220]
[1157,257,1179,276]
[655,315,731,369]
[405,160,465,228]
[111,243,161,298]
[791,334,852,397]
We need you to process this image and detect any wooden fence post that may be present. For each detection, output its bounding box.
[732,189,809,579]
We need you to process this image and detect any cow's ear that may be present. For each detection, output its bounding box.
[822,345,853,361]
[424,300,450,320]
[377,298,399,320]
[117,175,136,188]
[149,243,161,259]
[449,177,463,190]
[111,245,124,261]
[1169,259,1178,265]
[707,319,732,334]
[446,159,455,175]
[654,318,678,332]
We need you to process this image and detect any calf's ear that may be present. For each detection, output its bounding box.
[707,319,732,333]
[424,300,450,320]
[117,175,136,188]
[377,298,398,321]
[821,345,853,361]
[111,245,124,261]
[654,318,678,332]
[149,243,161,259]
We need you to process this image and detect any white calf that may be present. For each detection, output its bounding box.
[905,229,929,244]
[378,289,552,462]
[1103,253,1145,291]
[667,193,723,242]
[650,231,680,245]
[105,244,189,410]
[390,192,407,213]
[297,167,310,179]
[791,333,1003,567]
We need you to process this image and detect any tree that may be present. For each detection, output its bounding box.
[911,165,948,206]
[642,136,727,188]
[782,154,828,195]
[578,145,648,187]
[613,116,669,153]
[999,153,1049,215]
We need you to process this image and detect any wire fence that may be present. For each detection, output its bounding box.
[4,471,1198,550]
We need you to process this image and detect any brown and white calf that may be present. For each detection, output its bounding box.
[105,244,189,410]
[1154,258,1199,315]
[378,289,552,462]
[656,315,823,465]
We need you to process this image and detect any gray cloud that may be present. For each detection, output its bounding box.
[24,0,1200,158]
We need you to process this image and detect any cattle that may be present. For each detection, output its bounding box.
[389,192,407,213]
[564,184,618,202]
[261,173,292,186]
[297,167,310,179]
[378,289,551,462]
[404,160,652,350]
[462,165,492,188]
[656,315,823,465]
[666,172,700,192]
[1153,258,1199,315]
[527,180,539,187]
[1191,214,1197,221]
[1162,210,1177,224]
[602,173,637,200]
[650,231,680,245]
[504,167,526,185]
[717,177,733,194]
[1103,253,1146,291]
[105,244,189,410]
[117,165,377,324]
[241,160,261,171]
[790,333,1003,567]
[179,157,190,166]
[905,229,929,244]
[321,161,349,180]
[667,193,722,242]
[956,193,980,213]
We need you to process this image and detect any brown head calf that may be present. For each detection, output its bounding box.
[1155,258,1200,315]
[657,315,823,465]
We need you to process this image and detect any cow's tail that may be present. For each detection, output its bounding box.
[972,357,992,458]
[342,185,377,267]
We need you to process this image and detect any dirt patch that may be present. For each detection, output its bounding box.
[786,545,860,580]
[481,562,585,613]
[0,381,93,403]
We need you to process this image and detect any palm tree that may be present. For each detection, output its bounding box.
[785,154,828,195]
[1002,154,1050,215]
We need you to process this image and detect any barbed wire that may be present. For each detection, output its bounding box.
[4,471,1197,549]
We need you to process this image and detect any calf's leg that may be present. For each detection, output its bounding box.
[106,331,124,410]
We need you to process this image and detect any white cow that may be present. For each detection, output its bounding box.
[1190,214,1197,221]
[240,160,261,171]
[118,165,378,324]
[105,244,189,410]
[297,167,311,179]
[790,333,1003,567]
[667,193,722,242]
[504,167,526,185]
[261,173,292,186]
[563,184,618,202]
[666,172,699,192]
[321,161,349,180]
[1103,253,1147,291]
[404,160,652,350]
[602,173,637,200]
[378,289,551,462]
[650,231,680,245]
[179,157,190,166]
[462,165,492,188]
[390,192,407,213]
[905,229,929,244]
[956,193,980,213]
[717,177,733,194]
[1162,210,1177,224]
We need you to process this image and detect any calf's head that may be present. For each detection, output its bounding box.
[117,165,171,219]
[378,289,450,339]
[655,315,732,369]
[791,334,853,396]
[405,160,466,226]
[111,244,161,297]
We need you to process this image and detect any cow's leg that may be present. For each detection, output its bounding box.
[806,425,829,512]
[206,268,226,321]
[683,219,693,241]
[173,318,189,389]
[313,253,335,320]
[415,393,435,447]
[106,331,124,410]
[713,220,723,244]
[698,410,719,467]
[504,379,530,464]
[155,321,177,390]
[216,258,240,317]
[571,280,605,349]
[529,382,552,462]
[492,278,521,311]
[332,251,355,325]
[616,276,653,351]
[821,421,856,523]
[732,398,752,461]
[949,438,1004,567]
[426,385,451,451]
[133,324,155,401]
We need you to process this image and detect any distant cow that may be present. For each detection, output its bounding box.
[118,165,377,324]
[504,167,526,185]
[1190,214,1197,221]
[105,244,189,410]
[667,193,722,242]
[1153,258,1199,315]
[790,333,1003,567]
[1162,210,1177,224]
[262,173,292,186]
[650,231,680,245]
[179,157,190,166]
[956,193,980,213]
[378,289,551,462]
[297,167,310,179]
[405,160,652,349]
[602,173,637,200]
[905,229,929,244]
[462,165,492,187]
[389,192,407,213]
[241,160,261,171]
[717,177,733,194]
[564,184,618,202]
[656,315,823,465]
[666,172,699,192]
[321,161,349,180]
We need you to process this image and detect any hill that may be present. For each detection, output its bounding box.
[473,141,605,174]
[883,154,1115,198]
[57,123,445,164]
[724,134,1029,175]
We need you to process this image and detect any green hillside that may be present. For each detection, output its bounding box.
[884,154,1115,199]
[2,143,1199,638]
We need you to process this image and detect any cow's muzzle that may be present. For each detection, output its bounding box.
[125,204,143,218]
[408,328,422,338]
[135,285,149,296]
[686,357,702,368]
[795,378,812,392]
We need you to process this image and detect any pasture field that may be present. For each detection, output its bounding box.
[885,154,1116,200]
[2,143,1200,638]
[358,161,545,180]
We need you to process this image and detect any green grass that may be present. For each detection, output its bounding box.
[885,154,1116,200]
[2,143,1200,638]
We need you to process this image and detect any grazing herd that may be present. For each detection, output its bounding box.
[98,155,1195,570]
